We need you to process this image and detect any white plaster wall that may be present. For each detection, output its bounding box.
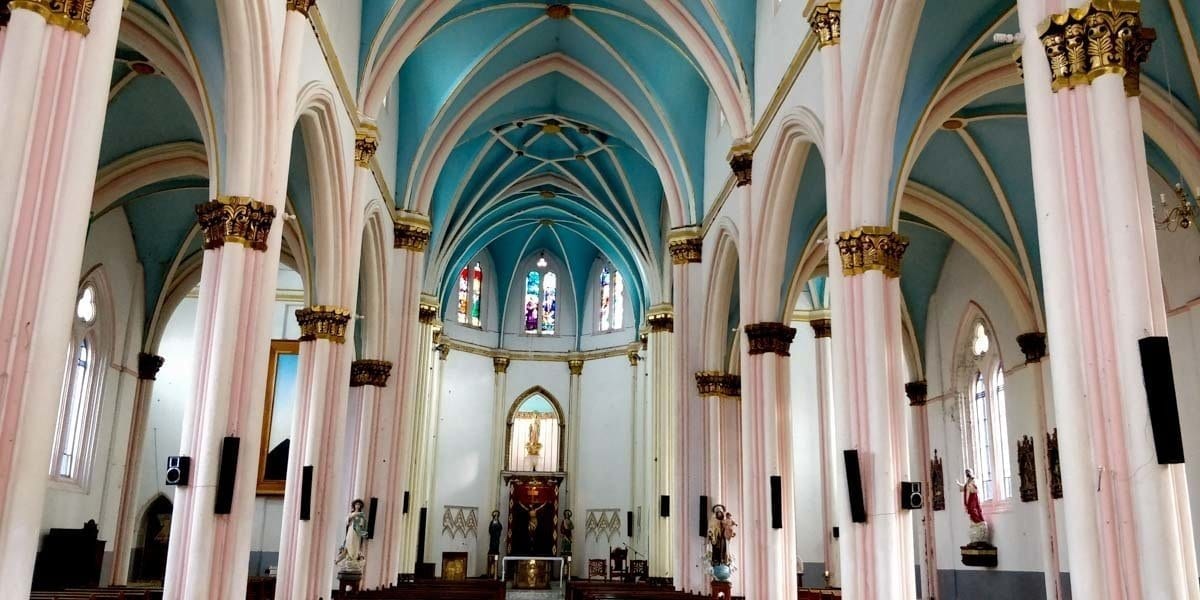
[316,0,362,94]
[787,324,827,570]
[923,244,1050,574]
[753,0,813,119]
[41,208,145,579]
[704,91,735,214]
[573,355,635,566]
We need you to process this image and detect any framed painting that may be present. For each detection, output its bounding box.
[257,339,300,495]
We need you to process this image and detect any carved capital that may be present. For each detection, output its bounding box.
[1038,1,1155,96]
[905,380,929,407]
[436,343,450,360]
[695,371,741,398]
[809,318,832,339]
[568,359,585,376]
[647,305,674,333]
[808,2,841,48]
[286,0,316,15]
[394,211,432,252]
[627,349,640,366]
[350,359,393,387]
[355,124,379,167]
[667,228,702,265]
[835,226,909,278]
[137,352,165,381]
[744,322,796,356]
[727,142,753,187]
[546,3,570,19]
[493,356,510,374]
[9,0,93,34]
[196,196,276,252]
[1017,332,1047,363]
[418,301,439,325]
[295,305,352,343]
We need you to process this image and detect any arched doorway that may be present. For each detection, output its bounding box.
[131,494,172,582]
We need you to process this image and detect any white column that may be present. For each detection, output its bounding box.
[810,320,840,588]
[110,353,165,585]
[646,306,677,583]
[904,381,936,599]
[1016,333,1062,600]
[565,357,584,575]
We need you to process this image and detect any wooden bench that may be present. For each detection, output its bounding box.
[566,580,695,600]
[336,579,505,600]
[29,589,160,600]
[798,588,842,599]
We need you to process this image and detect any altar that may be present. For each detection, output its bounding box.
[501,556,565,589]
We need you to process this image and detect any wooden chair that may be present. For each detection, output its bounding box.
[587,559,607,580]
[607,547,628,581]
[628,559,647,583]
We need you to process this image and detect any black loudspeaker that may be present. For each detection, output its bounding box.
[843,450,867,523]
[770,476,783,529]
[403,491,410,514]
[832,526,839,539]
[366,497,379,539]
[416,507,428,564]
[660,495,670,518]
[1139,337,1185,464]
[165,455,191,486]
[214,437,239,514]
[698,496,708,537]
[627,511,634,537]
[900,481,923,510]
[299,465,314,520]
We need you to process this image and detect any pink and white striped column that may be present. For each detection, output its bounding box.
[809,319,841,588]
[0,0,122,591]
[904,381,937,599]
[645,305,678,584]
[276,306,355,599]
[1017,1,1199,596]
[110,353,166,585]
[669,229,705,592]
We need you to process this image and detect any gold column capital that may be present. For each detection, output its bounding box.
[905,380,928,407]
[295,305,351,343]
[727,141,753,187]
[493,355,511,374]
[667,227,703,265]
[350,359,393,387]
[810,318,832,339]
[137,352,165,381]
[695,371,741,398]
[436,343,451,360]
[745,322,797,356]
[196,196,277,252]
[1038,1,1154,96]
[807,2,841,48]
[394,211,432,252]
[627,349,640,366]
[1017,332,1048,363]
[355,123,379,167]
[835,226,909,278]
[9,0,93,34]
[647,304,675,333]
[568,358,585,376]
[418,300,440,324]
[286,0,316,15]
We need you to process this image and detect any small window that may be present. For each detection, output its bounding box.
[456,262,484,328]
[959,317,1011,503]
[598,264,625,332]
[523,260,557,335]
[52,282,107,485]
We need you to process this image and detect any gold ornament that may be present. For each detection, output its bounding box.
[355,125,379,167]
[835,226,909,278]
[350,359,393,387]
[667,229,702,265]
[394,212,432,252]
[295,305,351,343]
[695,371,741,398]
[1038,1,1154,96]
[808,3,841,48]
[196,196,276,252]
[744,322,796,356]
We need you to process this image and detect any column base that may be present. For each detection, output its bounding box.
[960,542,998,568]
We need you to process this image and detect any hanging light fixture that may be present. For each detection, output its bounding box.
[537,251,548,268]
[1155,183,1197,231]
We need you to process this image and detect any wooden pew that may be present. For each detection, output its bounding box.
[566,580,695,600]
[336,578,505,600]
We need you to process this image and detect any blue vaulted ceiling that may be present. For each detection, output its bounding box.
[360,1,755,336]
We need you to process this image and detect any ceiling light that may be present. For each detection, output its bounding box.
[537,252,548,268]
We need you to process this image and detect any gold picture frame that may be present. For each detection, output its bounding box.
[257,339,300,495]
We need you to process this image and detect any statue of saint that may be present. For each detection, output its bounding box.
[487,510,503,555]
[560,509,575,555]
[335,499,369,572]
[707,504,737,566]
[960,469,985,523]
[525,417,543,457]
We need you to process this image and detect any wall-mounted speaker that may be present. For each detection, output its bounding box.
[214,437,239,514]
[403,491,410,514]
[165,455,191,486]
[416,507,428,564]
[366,497,379,539]
[1139,336,1185,464]
[627,511,634,537]
[832,526,839,539]
[770,476,783,529]
[660,495,670,518]
[698,496,709,537]
[299,465,314,520]
[900,481,923,510]
[843,450,867,523]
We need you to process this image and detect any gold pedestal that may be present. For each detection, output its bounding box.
[514,559,551,589]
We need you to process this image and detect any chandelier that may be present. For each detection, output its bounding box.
[1155,183,1197,232]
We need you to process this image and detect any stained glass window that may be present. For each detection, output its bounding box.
[525,271,541,333]
[457,267,470,324]
[599,267,612,331]
[541,272,557,334]
[471,263,482,328]
[612,271,624,330]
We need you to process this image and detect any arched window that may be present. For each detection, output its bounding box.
[457,262,483,328]
[598,265,625,332]
[52,282,107,484]
[541,272,557,334]
[523,260,557,335]
[959,319,1012,503]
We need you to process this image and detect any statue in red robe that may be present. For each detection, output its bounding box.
[962,469,985,524]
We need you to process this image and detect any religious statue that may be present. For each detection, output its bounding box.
[488,510,503,555]
[706,504,737,582]
[960,469,985,526]
[335,499,369,572]
[525,417,543,456]
[560,509,575,555]
[519,502,547,544]
[958,469,998,567]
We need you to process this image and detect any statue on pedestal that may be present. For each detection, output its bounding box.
[958,469,998,567]
[560,509,575,555]
[336,499,369,574]
[706,504,737,582]
[488,510,504,555]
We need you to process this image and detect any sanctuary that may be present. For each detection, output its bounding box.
[4,1,1200,599]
